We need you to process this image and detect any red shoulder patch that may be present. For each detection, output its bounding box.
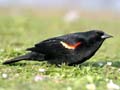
[60,41,81,50]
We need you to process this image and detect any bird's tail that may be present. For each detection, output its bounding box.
[3,52,45,64]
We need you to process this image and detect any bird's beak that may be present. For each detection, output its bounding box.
[101,33,113,39]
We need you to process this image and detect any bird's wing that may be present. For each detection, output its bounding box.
[26,37,82,55]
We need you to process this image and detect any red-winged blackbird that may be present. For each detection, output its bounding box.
[3,30,112,65]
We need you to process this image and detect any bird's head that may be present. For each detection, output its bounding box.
[91,30,112,39]
[83,30,113,44]
[74,30,113,48]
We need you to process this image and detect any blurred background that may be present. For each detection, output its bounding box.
[1,1,120,90]
[0,1,120,90]
[0,0,120,18]
[0,0,120,52]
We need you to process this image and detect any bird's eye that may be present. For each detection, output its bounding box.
[97,32,104,36]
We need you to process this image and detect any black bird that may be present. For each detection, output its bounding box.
[3,30,112,65]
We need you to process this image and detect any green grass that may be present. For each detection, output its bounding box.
[0,15,120,90]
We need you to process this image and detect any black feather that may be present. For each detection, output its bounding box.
[3,30,112,65]
[3,52,45,64]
